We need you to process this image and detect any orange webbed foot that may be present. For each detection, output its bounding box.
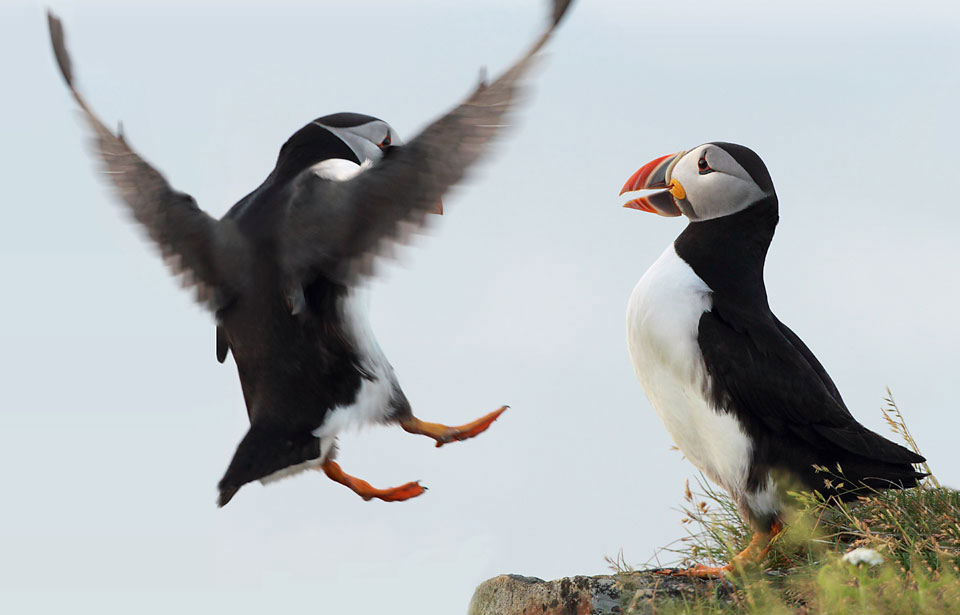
[401,405,508,448]
[321,460,426,502]
[656,523,780,578]
[359,480,426,502]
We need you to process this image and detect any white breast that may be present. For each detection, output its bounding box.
[627,244,752,497]
[315,286,398,443]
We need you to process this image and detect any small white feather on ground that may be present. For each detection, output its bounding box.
[841,547,885,567]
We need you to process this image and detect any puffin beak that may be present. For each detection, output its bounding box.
[430,199,443,215]
[620,151,686,217]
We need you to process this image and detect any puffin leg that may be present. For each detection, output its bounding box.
[319,459,425,502]
[399,405,508,448]
[658,520,783,578]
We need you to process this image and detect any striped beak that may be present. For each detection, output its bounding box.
[620,151,686,217]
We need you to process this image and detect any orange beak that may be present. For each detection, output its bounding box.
[431,199,443,215]
[620,151,686,217]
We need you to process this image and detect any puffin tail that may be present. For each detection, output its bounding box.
[804,424,928,499]
[846,458,928,493]
[810,457,928,502]
[217,427,321,507]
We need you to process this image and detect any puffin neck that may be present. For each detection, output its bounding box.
[673,196,779,310]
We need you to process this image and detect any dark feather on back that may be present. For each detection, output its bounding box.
[677,198,925,498]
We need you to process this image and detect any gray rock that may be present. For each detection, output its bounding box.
[467,570,733,615]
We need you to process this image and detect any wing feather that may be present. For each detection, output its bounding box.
[698,306,924,466]
[280,0,572,285]
[48,11,245,311]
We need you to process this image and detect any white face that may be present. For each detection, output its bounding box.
[669,144,770,221]
[315,119,402,166]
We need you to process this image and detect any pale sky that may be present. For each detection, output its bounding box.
[2,1,959,613]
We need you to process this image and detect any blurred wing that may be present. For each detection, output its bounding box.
[281,0,573,285]
[48,12,245,311]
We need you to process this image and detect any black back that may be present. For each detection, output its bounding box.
[214,261,369,504]
[675,196,924,498]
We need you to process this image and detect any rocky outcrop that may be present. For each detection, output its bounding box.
[467,571,733,615]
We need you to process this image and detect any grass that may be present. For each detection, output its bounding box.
[609,393,960,614]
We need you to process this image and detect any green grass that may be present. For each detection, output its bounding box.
[610,392,960,614]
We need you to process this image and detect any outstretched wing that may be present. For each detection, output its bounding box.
[280,0,573,286]
[48,12,245,311]
[697,305,924,466]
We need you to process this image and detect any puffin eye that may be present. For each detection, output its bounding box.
[697,154,713,175]
[379,132,392,149]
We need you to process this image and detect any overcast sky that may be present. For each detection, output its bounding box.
[2,1,959,613]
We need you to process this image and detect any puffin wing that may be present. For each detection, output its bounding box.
[48,12,245,311]
[280,0,572,286]
[773,317,847,409]
[698,306,924,465]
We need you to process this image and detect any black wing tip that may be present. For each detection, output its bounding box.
[45,9,60,32]
[46,9,74,87]
[891,439,926,465]
[551,0,574,27]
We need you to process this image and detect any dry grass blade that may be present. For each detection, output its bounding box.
[881,387,939,487]
[609,395,959,614]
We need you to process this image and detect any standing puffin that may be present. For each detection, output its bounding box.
[47,0,572,507]
[620,143,925,576]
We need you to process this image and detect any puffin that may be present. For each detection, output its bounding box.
[620,142,925,576]
[47,0,572,507]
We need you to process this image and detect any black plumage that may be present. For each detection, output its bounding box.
[624,142,926,575]
[48,0,572,506]
[679,198,925,504]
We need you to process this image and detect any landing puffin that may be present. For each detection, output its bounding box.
[620,142,925,576]
[47,0,572,507]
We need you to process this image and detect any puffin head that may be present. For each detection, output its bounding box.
[274,112,442,214]
[277,112,396,169]
[312,112,400,164]
[619,142,775,221]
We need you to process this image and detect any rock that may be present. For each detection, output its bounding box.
[467,571,733,615]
